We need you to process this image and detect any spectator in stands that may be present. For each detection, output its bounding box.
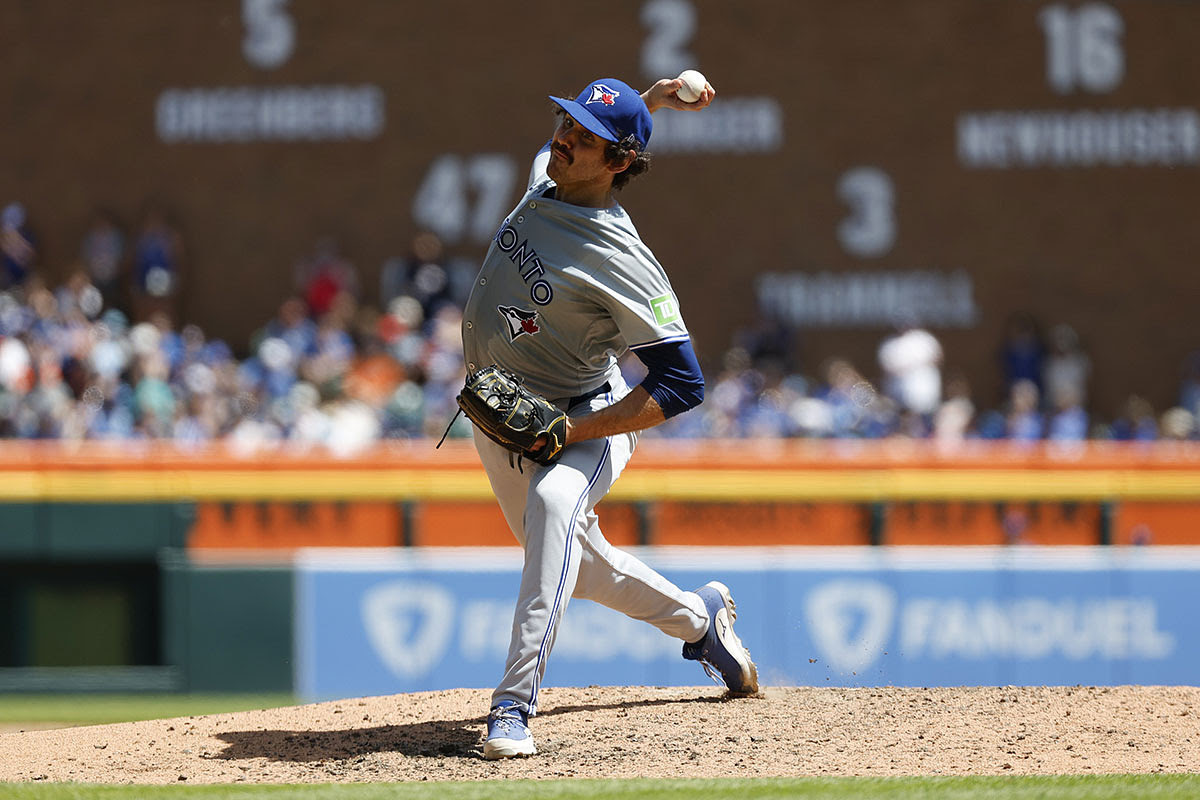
[761,369,810,438]
[27,342,76,438]
[343,323,404,410]
[1042,323,1090,413]
[253,296,317,364]
[82,309,135,439]
[132,348,175,438]
[999,311,1044,398]
[55,269,105,326]
[24,282,64,353]
[11,204,1200,449]
[79,208,126,311]
[380,231,455,320]
[1,202,37,292]
[734,313,796,375]
[878,319,940,441]
[251,333,299,402]
[0,333,33,437]
[303,303,357,394]
[1005,378,1044,441]
[367,296,432,439]
[1179,350,1200,421]
[130,205,185,324]
[740,360,796,438]
[295,236,359,319]
[1160,407,1196,441]
[418,303,467,438]
[702,346,760,437]
[172,335,228,445]
[380,295,426,371]
[814,357,882,438]
[1045,384,1088,442]
[173,392,218,446]
[787,394,834,438]
[1108,394,1159,441]
[933,372,975,444]
[877,321,943,424]
[789,360,836,438]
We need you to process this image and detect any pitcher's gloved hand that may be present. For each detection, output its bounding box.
[456,365,568,466]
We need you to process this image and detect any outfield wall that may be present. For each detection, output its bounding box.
[3,441,1200,692]
[294,546,1200,701]
[4,440,1200,547]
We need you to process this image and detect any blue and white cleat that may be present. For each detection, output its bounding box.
[683,581,760,695]
[483,700,537,759]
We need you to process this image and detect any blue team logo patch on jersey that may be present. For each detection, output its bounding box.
[586,84,620,106]
[498,305,541,341]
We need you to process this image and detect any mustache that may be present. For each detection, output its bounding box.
[552,144,571,163]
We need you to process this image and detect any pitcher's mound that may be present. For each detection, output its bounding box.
[1,685,1197,784]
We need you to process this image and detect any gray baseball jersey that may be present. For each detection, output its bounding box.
[462,151,708,717]
[461,170,689,401]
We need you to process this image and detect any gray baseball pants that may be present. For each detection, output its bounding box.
[472,392,708,715]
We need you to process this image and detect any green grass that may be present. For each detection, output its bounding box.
[0,694,296,728]
[2,775,1199,800]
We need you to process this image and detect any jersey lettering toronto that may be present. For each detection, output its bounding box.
[494,223,554,306]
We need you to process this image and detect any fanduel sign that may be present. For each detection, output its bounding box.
[294,547,1200,700]
[805,579,1174,673]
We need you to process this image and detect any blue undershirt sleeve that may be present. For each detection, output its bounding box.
[633,338,705,419]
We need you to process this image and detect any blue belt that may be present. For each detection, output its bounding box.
[563,381,611,408]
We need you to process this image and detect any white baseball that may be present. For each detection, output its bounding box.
[676,69,706,103]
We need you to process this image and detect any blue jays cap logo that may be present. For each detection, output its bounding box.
[549,78,652,149]
[586,83,620,106]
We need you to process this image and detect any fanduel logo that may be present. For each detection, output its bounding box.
[361,582,455,679]
[900,597,1176,660]
[805,580,897,673]
[804,579,1177,672]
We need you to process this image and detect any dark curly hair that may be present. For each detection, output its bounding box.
[606,133,652,191]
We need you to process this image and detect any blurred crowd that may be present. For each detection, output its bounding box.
[2,200,1199,451]
[651,312,1200,443]
[0,202,472,452]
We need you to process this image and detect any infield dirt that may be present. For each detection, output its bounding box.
[0,685,1197,784]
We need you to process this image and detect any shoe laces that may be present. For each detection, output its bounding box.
[489,705,526,734]
[695,658,725,688]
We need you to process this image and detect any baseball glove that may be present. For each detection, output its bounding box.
[453,365,568,466]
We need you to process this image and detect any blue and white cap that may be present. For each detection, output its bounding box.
[549,78,652,150]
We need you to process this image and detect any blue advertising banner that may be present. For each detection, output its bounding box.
[294,547,1200,701]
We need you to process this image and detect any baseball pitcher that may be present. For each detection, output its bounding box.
[457,74,758,759]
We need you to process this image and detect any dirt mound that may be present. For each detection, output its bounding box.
[1,685,1197,784]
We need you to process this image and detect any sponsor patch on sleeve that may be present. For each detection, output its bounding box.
[649,293,680,326]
